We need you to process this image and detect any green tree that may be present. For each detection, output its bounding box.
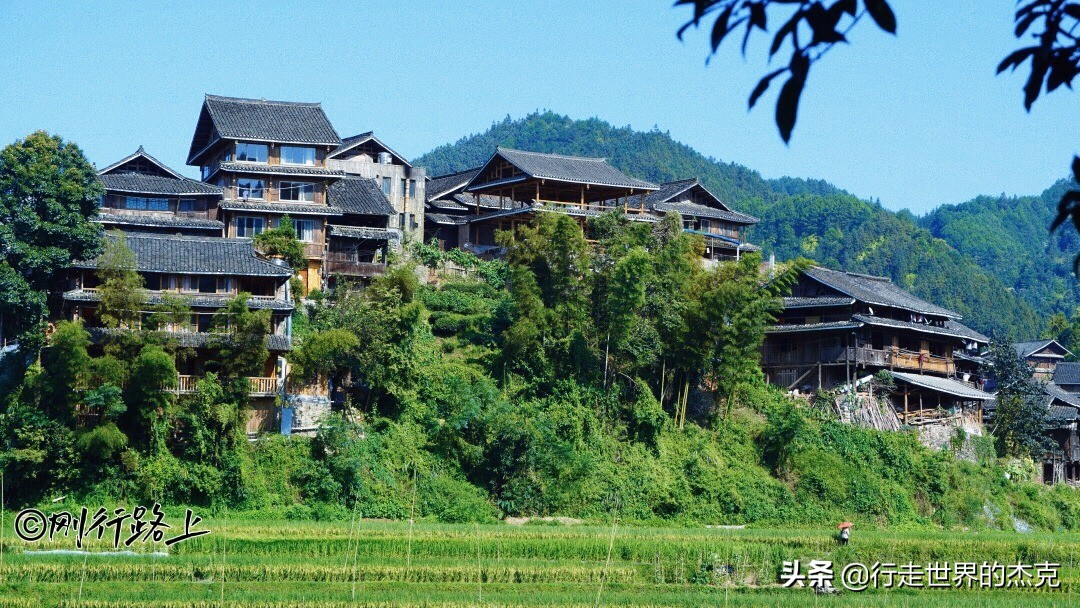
[209,293,272,381]
[39,320,92,421]
[684,255,806,417]
[986,338,1053,460]
[253,214,307,269]
[0,131,103,351]
[95,233,145,330]
[123,344,177,455]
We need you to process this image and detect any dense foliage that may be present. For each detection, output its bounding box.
[4,210,1079,533]
[413,111,1045,338]
[0,131,102,351]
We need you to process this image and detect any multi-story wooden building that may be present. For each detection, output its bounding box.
[1014,339,1072,380]
[327,132,425,242]
[324,176,400,285]
[641,178,760,262]
[63,232,296,433]
[422,151,761,258]
[761,266,992,422]
[97,147,223,236]
[187,95,346,293]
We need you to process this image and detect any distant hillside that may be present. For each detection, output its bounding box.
[919,180,1080,324]
[413,112,1047,339]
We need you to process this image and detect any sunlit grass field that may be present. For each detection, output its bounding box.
[0,515,1077,607]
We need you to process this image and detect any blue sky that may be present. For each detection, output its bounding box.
[1,1,1076,213]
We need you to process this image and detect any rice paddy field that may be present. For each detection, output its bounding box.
[0,515,1078,607]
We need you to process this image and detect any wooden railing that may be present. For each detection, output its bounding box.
[763,346,954,375]
[323,255,388,277]
[171,375,278,396]
[535,199,649,215]
[75,287,281,301]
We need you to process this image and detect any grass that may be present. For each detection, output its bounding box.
[0,518,1076,607]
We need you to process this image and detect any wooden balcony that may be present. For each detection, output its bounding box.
[171,375,279,396]
[323,254,387,277]
[535,199,649,216]
[764,346,954,375]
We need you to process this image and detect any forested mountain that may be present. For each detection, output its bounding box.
[414,112,1054,339]
[919,180,1080,323]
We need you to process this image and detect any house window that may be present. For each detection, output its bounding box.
[144,273,162,291]
[382,177,391,196]
[201,165,212,181]
[279,181,315,202]
[236,216,265,237]
[235,142,269,163]
[699,218,711,231]
[400,178,406,199]
[124,196,168,210]
[408,179,416,199]
[280,146,315,166]
[236,178,264,199]
[198,275,217,293]
[292,219,315,242]
[178,198,195,212]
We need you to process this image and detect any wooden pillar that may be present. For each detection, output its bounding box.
[903,386,909,422]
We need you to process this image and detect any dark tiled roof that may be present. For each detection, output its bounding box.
[468,148,658,191]
[890,372,993,401]
[63,289,292,310]
[1047,404,1079,423]
[96,213,224,231]
[219,200,343,216]
[1015,339,1071,359]
[327,225,400,240]
[88,327,290,351]
[427,198,469,211]
[1054,362,1080,385]
[1046,383,1080,410]
[783,296,856,309]
[768,321,863,333]
[100,173,222,196]
[643,178,701,205]
[99,147,186,179]
[653,200,759,224]
[203,95,340,146]
[426,168,481,201]
[944,321,991,344]
[330,132,411,166]
[74,234,292,277]
[215,162,345,178]
[853,315,982,342]
[643,179,758,224]
[806,266,961,319]
[327,177,395,216]
[426,213,467,225]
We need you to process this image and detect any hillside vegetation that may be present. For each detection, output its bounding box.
[5,213,1080,533]
[415,112,1060,339]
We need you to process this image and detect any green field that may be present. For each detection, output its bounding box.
[0,516,1077,607]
